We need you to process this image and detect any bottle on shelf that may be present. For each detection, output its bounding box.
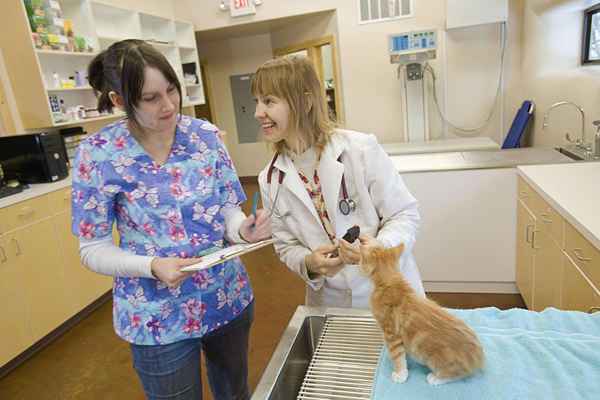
[52,71,60,89]
[74,70,85,87]
[49,94,60,112]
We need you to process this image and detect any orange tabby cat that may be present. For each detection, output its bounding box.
[359,243,484,385]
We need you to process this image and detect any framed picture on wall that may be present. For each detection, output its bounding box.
[582,3,600,64]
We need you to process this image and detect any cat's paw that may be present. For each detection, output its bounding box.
[427,373,454,386]
[391,369,408,383]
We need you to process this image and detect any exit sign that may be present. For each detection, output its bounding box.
[230,0,256,17]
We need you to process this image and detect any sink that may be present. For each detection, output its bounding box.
[252,306,380,400]
[555,146,586,160]
[554,145,600,161]
[262,316,324,400]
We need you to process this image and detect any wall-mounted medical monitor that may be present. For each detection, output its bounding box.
[388,30,437,64]
[389,30,436,54]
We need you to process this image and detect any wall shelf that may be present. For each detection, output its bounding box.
[146,40,176,49]
[36,50,99,57]
[97,35,137,43]
[53,112,125,127]
[47,86,94,92]
[184,100,205,107]
[0,0,204,130]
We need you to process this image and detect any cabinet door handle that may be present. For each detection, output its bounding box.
[531,230,541,249]
[540,211,552,224]
[0,246,6,263]
[573,248,592,262]
[525,224,533,243]
[588,307,600,314]
[11,238,22,256]
[18,206,35,218]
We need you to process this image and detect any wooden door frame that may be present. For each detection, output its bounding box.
[199,59,217,122]
[274,35,344,125]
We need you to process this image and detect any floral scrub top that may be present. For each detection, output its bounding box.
[71,116,253,345]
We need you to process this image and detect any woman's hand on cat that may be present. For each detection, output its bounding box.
[355,235,382,263]
[305,244,345,277]
[358,235,381,249]
[338,238,361,265]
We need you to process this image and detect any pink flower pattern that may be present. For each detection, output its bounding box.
[71,116,252,345]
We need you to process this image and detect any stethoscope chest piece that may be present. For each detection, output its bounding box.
[339,198,356,216]
[337,153,355,216]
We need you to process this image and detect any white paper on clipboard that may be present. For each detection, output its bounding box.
[180,239,274,272]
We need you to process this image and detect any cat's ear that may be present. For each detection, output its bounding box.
[391,243,405,259]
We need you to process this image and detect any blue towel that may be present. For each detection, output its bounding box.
[372,307,600,400]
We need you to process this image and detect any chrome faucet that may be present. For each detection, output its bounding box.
[542,101,588,151]
[593,120,600,158]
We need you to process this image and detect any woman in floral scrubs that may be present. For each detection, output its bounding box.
[71,40,270,400]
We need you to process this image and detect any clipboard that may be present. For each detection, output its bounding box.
[180,238,274,272]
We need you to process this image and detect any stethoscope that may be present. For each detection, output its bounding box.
[266,153,356,216]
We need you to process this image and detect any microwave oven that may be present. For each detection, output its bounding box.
[0,132,69,183]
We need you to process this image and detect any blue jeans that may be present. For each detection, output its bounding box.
[130,302,254,400]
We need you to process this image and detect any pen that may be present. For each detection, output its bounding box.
[250,191,260,228]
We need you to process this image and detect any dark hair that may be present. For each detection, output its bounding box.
[87,39,182,126]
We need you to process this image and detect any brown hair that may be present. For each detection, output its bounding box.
[251,55,335,154]
[87,39,182,127]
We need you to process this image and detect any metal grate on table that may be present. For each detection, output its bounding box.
[297,315,384,400]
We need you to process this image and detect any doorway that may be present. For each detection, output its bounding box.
[194,61,215,123]
[274,35,343,124]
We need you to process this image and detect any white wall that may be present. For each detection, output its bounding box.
[443,23,505,143]
[181,0,519,176]
[174,1,337,31]
[196,33,275,175]
[519,0,600,149]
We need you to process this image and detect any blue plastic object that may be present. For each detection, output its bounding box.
[502,100,534,149]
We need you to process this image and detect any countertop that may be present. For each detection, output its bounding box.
[382,137,500,155]
[517,162,600,251]
[0,176,72,209]
[0,147,578,208]
[391,147,574,173]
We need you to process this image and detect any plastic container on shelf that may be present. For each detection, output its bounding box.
[74,70,85,87]
[52,72,60,89]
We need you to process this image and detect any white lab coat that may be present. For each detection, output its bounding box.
[258,130,424,308]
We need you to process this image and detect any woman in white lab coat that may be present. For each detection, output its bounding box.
[253,56,424,308]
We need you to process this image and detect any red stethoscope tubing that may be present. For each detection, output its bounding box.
[267,153,355,215]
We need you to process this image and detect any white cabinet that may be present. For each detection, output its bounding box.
[402,167,517,293]
[446,0,508,30]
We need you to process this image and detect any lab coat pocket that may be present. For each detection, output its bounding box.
[272,201,308,245]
